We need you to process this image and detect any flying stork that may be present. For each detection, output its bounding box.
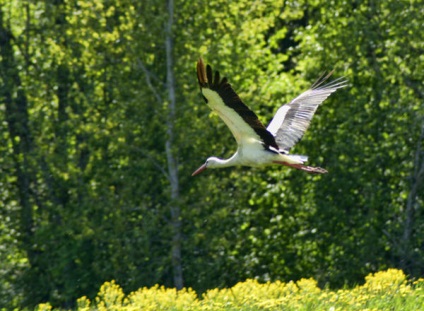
[192,58,346,176]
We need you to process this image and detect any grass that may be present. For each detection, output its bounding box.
[36,269,424,311]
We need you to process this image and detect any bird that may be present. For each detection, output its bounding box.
[192,58,347,176]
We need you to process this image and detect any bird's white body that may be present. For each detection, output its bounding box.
[209,140,302,168]
[192,59,346,176]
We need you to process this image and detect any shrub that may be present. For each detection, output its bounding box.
[36,269,424,310]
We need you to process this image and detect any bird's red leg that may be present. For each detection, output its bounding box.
[273,161,328,174]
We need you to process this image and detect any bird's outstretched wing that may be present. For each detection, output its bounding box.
[197,58,279,149]
[267,72,347,151]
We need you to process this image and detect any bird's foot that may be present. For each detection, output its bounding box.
[273,161,328,174]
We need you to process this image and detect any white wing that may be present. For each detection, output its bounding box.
[267,74,347,151]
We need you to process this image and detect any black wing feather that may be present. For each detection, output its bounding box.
[197,58,279,149]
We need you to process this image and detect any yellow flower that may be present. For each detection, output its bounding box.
[296,278,321,294]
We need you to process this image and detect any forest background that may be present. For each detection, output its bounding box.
[0,0,423,309]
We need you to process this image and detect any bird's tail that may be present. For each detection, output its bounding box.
[287,154,308,163]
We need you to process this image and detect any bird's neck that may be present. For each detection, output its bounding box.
[210,153,240,168]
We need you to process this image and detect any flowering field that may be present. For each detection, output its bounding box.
[36,269,424,311]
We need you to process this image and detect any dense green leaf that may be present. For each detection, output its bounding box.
[0,0,423,308]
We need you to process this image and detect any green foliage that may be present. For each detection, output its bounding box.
[35,269,424,310]
[292,0,424,285]
[0,0,423,309]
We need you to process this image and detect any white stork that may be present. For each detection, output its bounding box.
[192,58,347,176]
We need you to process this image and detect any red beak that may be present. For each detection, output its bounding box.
[192,163,207,176]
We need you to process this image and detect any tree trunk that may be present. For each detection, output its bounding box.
[401,122,424,270]
[0,8,35,263]
[165,0,183,290]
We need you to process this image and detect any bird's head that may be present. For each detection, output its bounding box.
[191,157,222,176]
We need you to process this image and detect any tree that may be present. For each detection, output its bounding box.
[1,0,423,308]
